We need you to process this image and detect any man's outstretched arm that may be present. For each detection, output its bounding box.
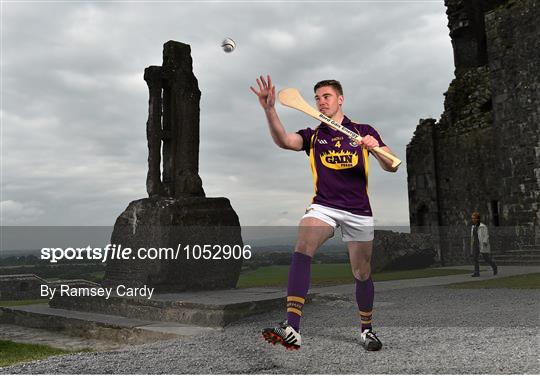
[250,75,303,151]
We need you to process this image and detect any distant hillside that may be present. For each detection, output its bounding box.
[0,249,42,258]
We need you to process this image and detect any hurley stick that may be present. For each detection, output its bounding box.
[278,88,401,168]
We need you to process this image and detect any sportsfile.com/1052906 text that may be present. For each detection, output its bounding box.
[40,244,252,263]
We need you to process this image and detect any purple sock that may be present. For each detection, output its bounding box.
[286,252,312,332]
[355,276,374,331]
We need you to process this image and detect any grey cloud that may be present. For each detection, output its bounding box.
[2,2,453,227]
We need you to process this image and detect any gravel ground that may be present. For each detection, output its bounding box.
[2,285,539,374]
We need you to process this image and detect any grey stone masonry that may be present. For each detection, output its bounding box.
[408,0,540,265]
[103,197,243,292]
[144,41,204,198]
[0,274,99,301]
[103,41,243,291]
[486,0,540,239]
[0,274,46,300]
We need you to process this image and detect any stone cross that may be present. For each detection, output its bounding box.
[144,41,205,198]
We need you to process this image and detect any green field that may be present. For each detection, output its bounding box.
[0,340,74,367]
[86,271,105,282]
[237,264,472,288]
[446,272,540,289]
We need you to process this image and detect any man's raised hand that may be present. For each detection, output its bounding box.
[250,75,276,111]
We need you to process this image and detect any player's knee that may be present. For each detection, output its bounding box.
[352,265,371,281]
[356,272,371,281]
[294,240,317,255]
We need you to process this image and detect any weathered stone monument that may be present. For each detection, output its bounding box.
[407,0,539,264]
[103,41,243,291]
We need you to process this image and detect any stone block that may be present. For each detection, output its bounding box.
[103,197,243,292]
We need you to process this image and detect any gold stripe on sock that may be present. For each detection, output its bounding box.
[287,301,303,310]
[287,296,306,304]
[359,310,372,325]
[287,307,303,316]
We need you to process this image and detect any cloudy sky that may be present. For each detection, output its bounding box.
[1,1,454,228]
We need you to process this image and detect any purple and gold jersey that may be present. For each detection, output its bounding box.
[296,116,386,217]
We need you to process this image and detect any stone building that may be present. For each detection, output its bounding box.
[0,274,99,301]
[407,0,539,264]
[0,274,45,300]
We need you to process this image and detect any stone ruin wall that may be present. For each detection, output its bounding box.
[407,0,539,265]
[486,0,540,233]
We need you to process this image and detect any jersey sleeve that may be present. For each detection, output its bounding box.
[365,125,386,148]
[296,127,315,155]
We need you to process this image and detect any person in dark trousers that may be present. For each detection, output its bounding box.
[470,212,498,277]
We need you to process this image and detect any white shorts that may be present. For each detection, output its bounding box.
[302,204,374,242]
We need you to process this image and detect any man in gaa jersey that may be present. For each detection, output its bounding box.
[250,75,399,351]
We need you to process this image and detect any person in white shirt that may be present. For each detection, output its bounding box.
[470,212,498,277]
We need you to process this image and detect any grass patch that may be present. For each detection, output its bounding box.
[237,264,472,288]
[86,271,105,283]
[0,340,72,367]
[446,273,540,289]
[0,299,48,307]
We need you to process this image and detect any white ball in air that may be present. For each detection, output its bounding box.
[222,37,236,53]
